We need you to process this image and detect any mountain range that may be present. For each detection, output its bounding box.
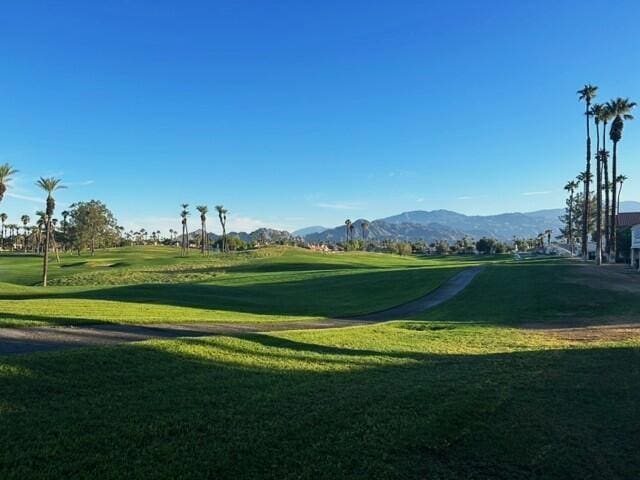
[181,201,640,245]
[302,201,640,243]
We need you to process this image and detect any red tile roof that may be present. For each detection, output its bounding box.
[616,212,640,227]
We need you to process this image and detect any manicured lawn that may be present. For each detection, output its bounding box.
[0,254,638,478]
[417,257,640,326]
[0,246,479,327]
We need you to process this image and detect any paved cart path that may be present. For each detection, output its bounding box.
[0,267,484,356]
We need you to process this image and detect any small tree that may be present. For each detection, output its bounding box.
[476,237,496,254]
[67,200,119,255]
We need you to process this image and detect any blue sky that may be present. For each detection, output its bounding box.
[2,1,640,233]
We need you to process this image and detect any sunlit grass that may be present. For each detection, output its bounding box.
[0,320,637,479]
[1,250,639,477]
[0,246,489,327]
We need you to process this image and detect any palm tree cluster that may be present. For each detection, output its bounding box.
[176,204,229,256]
[344,219,371,243]
[0,166,67,286]
[574,85,635,263]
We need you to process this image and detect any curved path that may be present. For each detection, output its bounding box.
[0,267,484,356]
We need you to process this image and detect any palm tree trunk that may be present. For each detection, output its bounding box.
[569,194,573,255]
[604,159,610,259]
[42,220,50,287]
[222,226,226,253]
[595,124,602,265]
[617,183,623,215]
[181,224,186,256]
[582,102,591,259]
[201,220,206,254]
[610,141,618,262]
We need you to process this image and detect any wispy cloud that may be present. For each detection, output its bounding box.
[313,202,362,211]
[387,170,414,178]
[66,180,95,187]
[522,190,552,196]
[6,192,44,203]
[457,196,473,200]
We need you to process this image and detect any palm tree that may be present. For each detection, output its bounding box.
[215,205,228,252]
[0,163,18,206]
[591,104,605,264]
[361,221,369,240]
[61,210,70,234]
[344,219,352,242]
[20,215,30,252]
[606,98,636,261]
[596,104,614,256]
[196,205,209,254]
[564,180,579,255]
[0,212,7,251]
[577,84,598,259]
[349,223,355,241]
[616,174,628,215]
[180,204,189,256]
[36,177,66,286]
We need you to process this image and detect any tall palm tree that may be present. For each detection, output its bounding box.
[180,204,189,256]
[0,212,7,251]
[36,177,65,287]
[607,97,636,261]
[344,219,352,242]
[596,104,614,255]
[616,174,628,215]
[577,84,598,259]
[564,180,579,256]
[196,205,209,254]
[349,223,355,241]
[20,215,30,252]
[0,163,18,206]
[215,205,228,252]
[591,104,605,264]
[361,221,369,240]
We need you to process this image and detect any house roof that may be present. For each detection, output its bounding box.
[616,212,640,227]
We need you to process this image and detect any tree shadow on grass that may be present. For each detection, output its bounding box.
[0,337,637,479]
[0,312,114,328]
[1,267,462,318]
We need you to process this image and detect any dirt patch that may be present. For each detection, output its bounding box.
[523,322,640,342]
[563,263,640,294]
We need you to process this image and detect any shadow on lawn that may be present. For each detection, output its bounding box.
[0,337,637,479]
[1,267,462,318]
[0,312,113,327]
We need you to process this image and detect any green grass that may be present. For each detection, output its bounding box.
[417,257,640,327]
[0,246,482,327]
[1,249,639,478]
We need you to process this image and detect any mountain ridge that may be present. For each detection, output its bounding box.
[303,201,640,243]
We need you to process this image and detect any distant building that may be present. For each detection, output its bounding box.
[618,212,640,269]
[629,224,640,270]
